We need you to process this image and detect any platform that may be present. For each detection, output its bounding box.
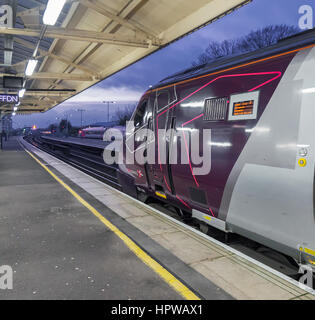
[0,136,314,300]
[41,135,108,149]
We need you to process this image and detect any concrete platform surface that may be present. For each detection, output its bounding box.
[1,136,23,151]
[0,140,181,299]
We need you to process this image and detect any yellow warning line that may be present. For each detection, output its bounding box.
[24,149,200,300]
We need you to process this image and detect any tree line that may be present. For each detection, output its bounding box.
[192,25,300,66]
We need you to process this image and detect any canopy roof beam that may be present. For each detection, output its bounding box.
[14,37,99,77]
[77,0,158,41]
[19,99,59,105]
[0,72,93,81]
[0,27,160,47]
[25,72,94,81]
[24,91,74,97]
[16,5,45,17]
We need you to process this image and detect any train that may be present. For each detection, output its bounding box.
[112,29,315,269]
[79,125,126,140]
[78,126,107,139]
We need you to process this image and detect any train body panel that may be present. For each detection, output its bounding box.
[225,47,315,262]
[120,30,315,265]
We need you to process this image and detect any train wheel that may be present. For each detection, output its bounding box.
[199,223,210,235]
[175,208,192,222]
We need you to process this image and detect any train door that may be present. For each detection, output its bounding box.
[146,87,177,197]
[126,95,153,187]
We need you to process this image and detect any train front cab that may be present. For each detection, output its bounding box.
[123,91,178,206]
[123,83,233,228]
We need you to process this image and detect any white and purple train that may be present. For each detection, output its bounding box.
[116,29,315,268]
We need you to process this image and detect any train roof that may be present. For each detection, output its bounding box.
[152,28,315,90]
[82,127,106,131]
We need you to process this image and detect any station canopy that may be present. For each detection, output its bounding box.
[0,0,251,114]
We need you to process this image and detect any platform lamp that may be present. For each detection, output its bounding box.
[63,111,73,137]
[25,59,38,76]
[102,101,116,123]
[76,109,86,128]
[43,0,66,26]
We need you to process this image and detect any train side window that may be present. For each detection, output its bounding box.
[228,91,260,121]
[144,95,154,125]
[156,90,170,112]
[134,100,147,129]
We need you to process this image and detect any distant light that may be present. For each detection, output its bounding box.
[13,106,18,111]
[19,89,26,98]
[25,59,38,76]
[43,0,66,26]
[32,125,37,130]
[149,85,153,88]
[12,112,16,116]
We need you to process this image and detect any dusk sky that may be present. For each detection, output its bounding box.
[14,0,314,128]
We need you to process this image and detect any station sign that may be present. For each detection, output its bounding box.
[0,94,19,104]
[0,5,13,28]
[3,76,24,89]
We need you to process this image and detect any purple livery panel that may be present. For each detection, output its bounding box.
[125,52,297,220]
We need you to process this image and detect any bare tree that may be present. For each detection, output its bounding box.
[192,25,300,66]
[115,105,136,126]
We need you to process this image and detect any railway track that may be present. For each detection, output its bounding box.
[24,135,310,286]
[25,135,121,190]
